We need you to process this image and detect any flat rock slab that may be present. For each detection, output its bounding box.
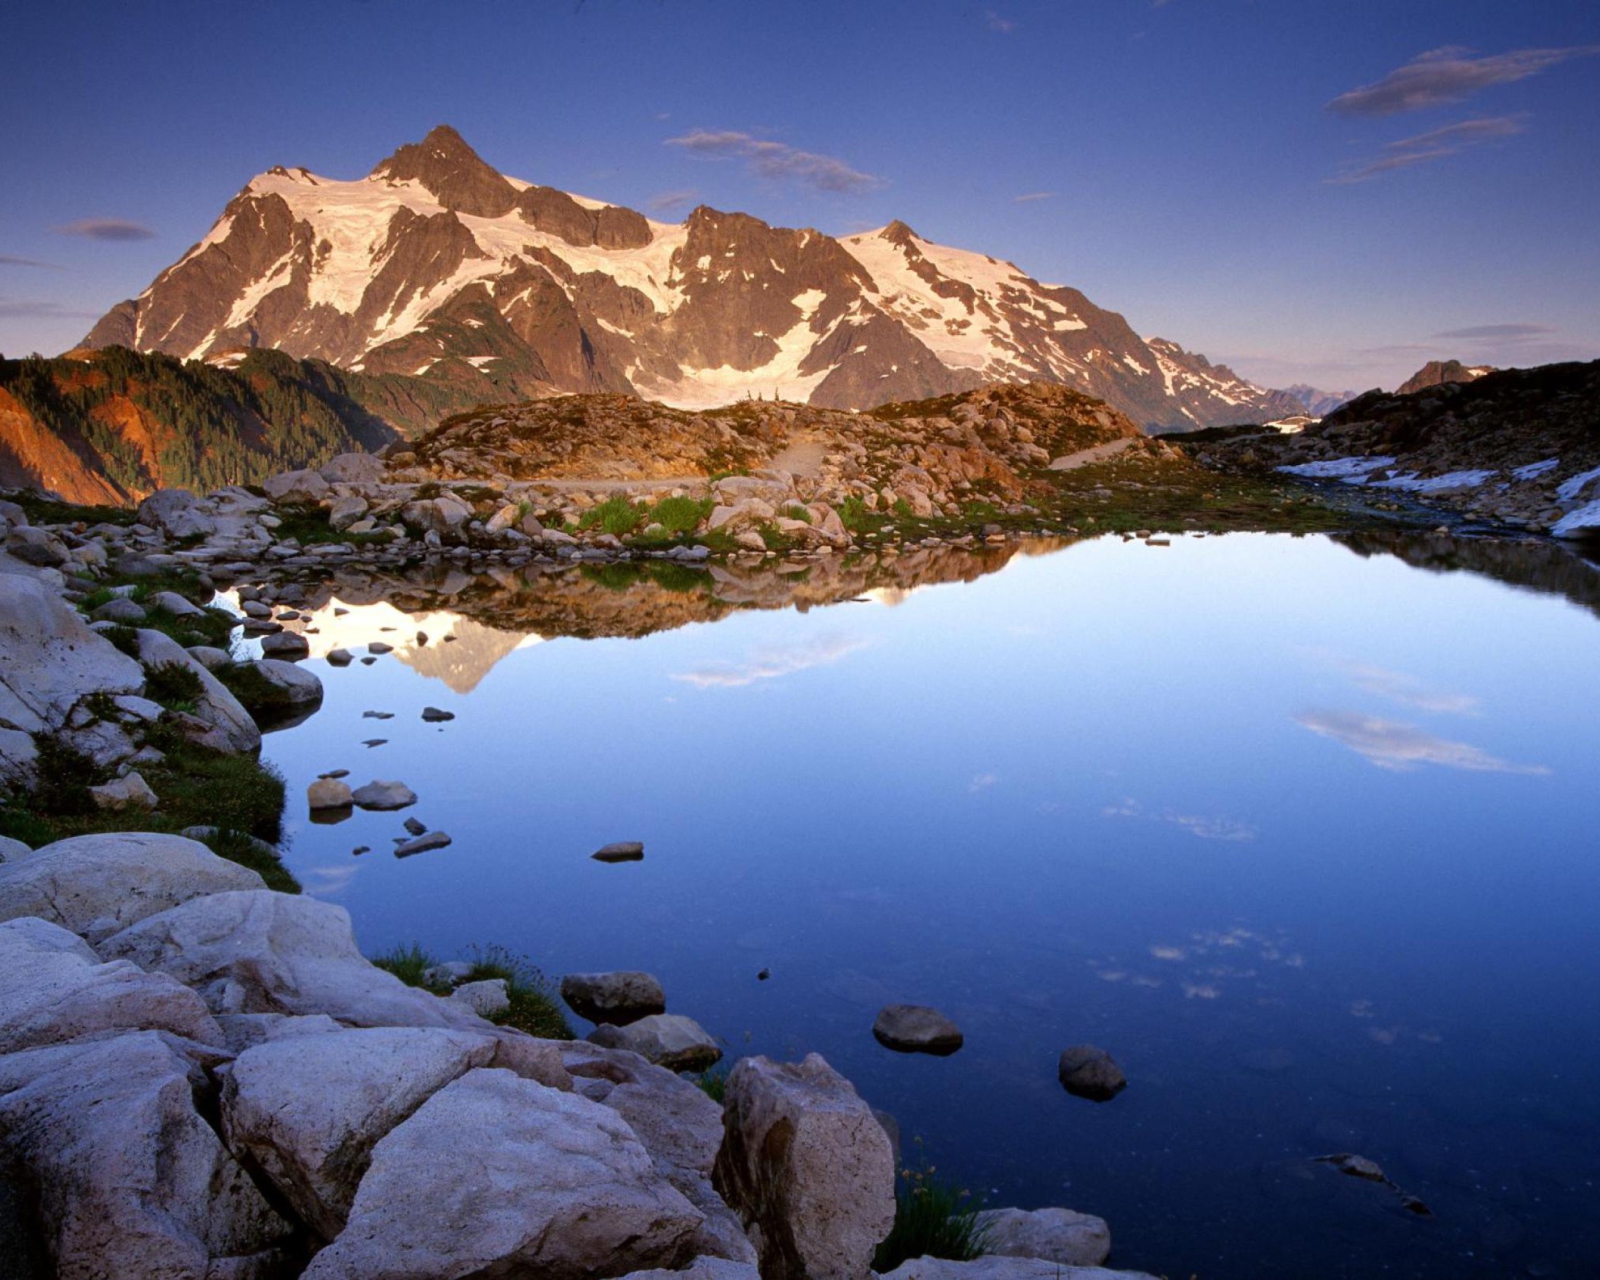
[394,830,452,858]
[589,1013,721,1072]
[301,1067,702,1280]
[220,1026,500,1240]
[561,971,667,1026]
[593,841,645,862]
[1058,1045,1126,1102]
[0,831,265,943]
[974,1206,1112,1268]
[873,1004,963,1055]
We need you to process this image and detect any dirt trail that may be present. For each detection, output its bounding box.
[1047,437,1138,471]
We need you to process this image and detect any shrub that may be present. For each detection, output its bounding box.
[578,495,648,537]
[871,1165,989,1273]
[144,662,204,714]
[464,945,574,1040]
[648,495,713,536]
[692,1066,728,1103]
[373,942,447,992]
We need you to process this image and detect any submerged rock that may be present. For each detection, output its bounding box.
[394,830,452,857]
[593,840,645,862]
[561,971,667,1026]
[351,779,417,810]
[1058,1045,1126,1102]
[872,1004,963,1055]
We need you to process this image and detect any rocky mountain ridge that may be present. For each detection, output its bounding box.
[1396,359,1494,396]
[83,125,1300,431]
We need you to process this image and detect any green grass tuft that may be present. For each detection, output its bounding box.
[465,945,575,1040]
[143,662,204,714]
[579,495,649,538]
[372,942,447,992]
[692,1066,729,1103]
[647,495,713,537]
[871,1165,989,1273]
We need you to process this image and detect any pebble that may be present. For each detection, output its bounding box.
[591,841,644,863]
[421,706,455,722]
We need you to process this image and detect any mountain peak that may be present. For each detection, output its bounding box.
[880,220,920,246]
[371,124,516,218]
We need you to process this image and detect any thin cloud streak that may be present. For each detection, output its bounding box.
[1327,45,1600,117]
[0,255,62,270]
[1434,323,1554,341]
[1341,662,1480,715]
[1013,192,1055,203]
[672,635,869,689]
[1103,798,1257,842]
[666,130,883,194]
[1295,710,1549,774]
[53,218,156,242]
[0,298,97,320]
[984,10,1016,34]
[1330,115,1525,184]
[647,189,698,214]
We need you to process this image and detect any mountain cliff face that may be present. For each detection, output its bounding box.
[0,347,415,504]
[1396,360,1495,395]
[84,125,1296,430]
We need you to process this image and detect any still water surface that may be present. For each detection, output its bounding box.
[262,533,1600,1279]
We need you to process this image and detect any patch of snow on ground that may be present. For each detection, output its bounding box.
[1552,499,1600,538]
[1557,464,1600,502]
[1278,456,1398,480]
[1512,458,1560,481]
[1367,469,1497,493]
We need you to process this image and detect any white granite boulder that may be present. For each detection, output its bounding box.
[974,1207,1113,1268]
[219,1026,500,1240]
[0,570,143,734]
[98,888,490,1031]
[302,1068,703,1280]
[134,628,261,753]
[589,1012,722,1072]
[0,831,265,943]
[0,916,224,1054]
[712,1053,895,1280]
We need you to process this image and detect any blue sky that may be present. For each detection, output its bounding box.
[2,0,1596,390]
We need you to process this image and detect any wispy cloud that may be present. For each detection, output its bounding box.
[1330,115,1526,184]
[0,298,97,320]
[984,9,1016,34]
[672,634,868,689]
[666,130,883,194]
[1013,191,1055,203]
[968,772,999,794]
[53,218,156,242]
[0,255,62,270]
[1340,662,1480,715]
[1294,710,1549,774]
[1103,798,1257,842]
[1327,45,1600,117]
[1433,322,1554,342]
[647,189,698,214]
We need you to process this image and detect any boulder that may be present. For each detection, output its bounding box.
[328,494,370,530]
[260,630,310,660]
[134,628,261,753]
[219,1026,501,1240]
[712,1053,895,1280]
[263,468,331,504]
[88,770,158,811]
[320,453,386,485]
[561,970,667,1025]
[254,656,324,711]
[973,1207,1112,1268]
[0,916,224,1054]
[563,1040,755,1265]
[878,1260,1159,1280]
[1057,1045,1126,1102]
[214,1012,345,1053]
[308,778,354,811]
[91,596,147,623]
[98,889,490,1031]
[149,590,206,617]
[590,1013,722,1072]
[0,831,265,943]
[186,644,233,670]
[400,495,472,534]
[0,1031,293,1279]
[0,728,39,789]
[872,1004,963,1056]
[301,1068,703,1280]
[136,489,217,540]
[352,779,417,810]
[450,978,509,1018]
[0,835,29,863]
[5,526,71,568]
[0,572,143,735]
[622,1262,760,1280]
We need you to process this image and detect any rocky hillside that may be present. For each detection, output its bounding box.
[1396,359,1494,396]
[84,124,1298,431]
[1190,359,1600,536]
[0,346,515,505]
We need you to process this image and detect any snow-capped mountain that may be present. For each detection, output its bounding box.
[84,126,1299,429]
[1279,383,1360,418]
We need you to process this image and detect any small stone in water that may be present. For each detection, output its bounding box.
[319,769,349,780]
[362,711,394,720]
[403,817,427,836]
[592,841,644,863]
[421,706,454,722]
[758,968,771,981]
[362,738,387,748]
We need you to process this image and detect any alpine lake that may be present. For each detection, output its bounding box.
[247,529,1600,1280]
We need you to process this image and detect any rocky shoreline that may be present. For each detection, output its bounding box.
[0,500,1160,1277]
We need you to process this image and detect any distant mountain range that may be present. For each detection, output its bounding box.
[81,125,1303,432]
[1279,383,1360,417]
